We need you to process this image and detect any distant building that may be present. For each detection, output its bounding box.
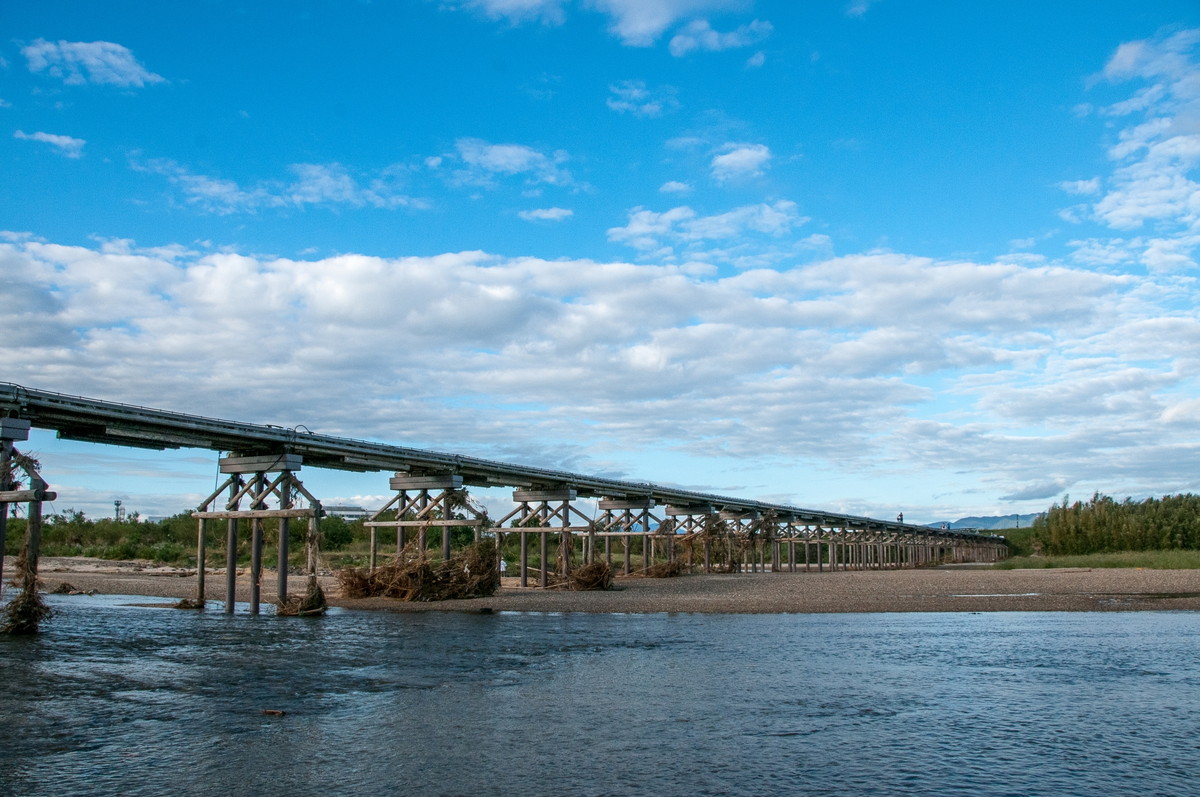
[324,505,369,520]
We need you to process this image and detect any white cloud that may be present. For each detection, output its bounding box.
[1059,178,1101,196]
[606,80,679,117]
[131,157,422,214]
[13,130,85,158]
[588,0,748,46]
[518,207,573,221]
[668,19,772,57]
[607,200,807,263]
[659,180,692,194]
[458,0,568,24]
[745,51,765,68]
[710,142,771,182]
[22,38,165,87]
[453,138,572,187]
[845,0,878,18]
[6,234,1196,506]
[1059,29,1200,275]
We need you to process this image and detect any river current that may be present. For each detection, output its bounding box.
[1,595,1198,796]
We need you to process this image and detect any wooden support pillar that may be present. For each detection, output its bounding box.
[278,471,291,603]
[369,526,378,570]
[623,534,631,575]
[225,477,239,615]
[442,525,451,561]
[560,528,572,580]
[539,532,549,588]
[195,517,207,605]
[519,531,529,588]
[397,490,407,554]
[25,487,42,588]
[0,439,12,592]
[250,473,264,615]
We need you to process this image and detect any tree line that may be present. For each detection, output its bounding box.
[1030,493,1200,555]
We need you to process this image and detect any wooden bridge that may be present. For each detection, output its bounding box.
[0,382,1006,617]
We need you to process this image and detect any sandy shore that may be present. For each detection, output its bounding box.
[8,556,1200,613]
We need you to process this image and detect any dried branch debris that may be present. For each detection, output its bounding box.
[336,539,499,601]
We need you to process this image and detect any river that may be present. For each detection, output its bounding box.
[1,595,1197,796]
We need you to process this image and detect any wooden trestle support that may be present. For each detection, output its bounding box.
[191,454,323,614]
[1,418,58,632]
[362,473,488,569]
[594,497,663,576]
[491,488,594,587]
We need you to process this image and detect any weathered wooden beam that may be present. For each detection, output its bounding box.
[665,504,713,516]
[599,497,655,510]
[192,508,318,520]
[389,474,463,491]
[219,453,303,473]
[363,518,485,527]
[0,418,31,441]
[513,488,577,502]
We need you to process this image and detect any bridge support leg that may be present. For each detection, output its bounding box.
[195,518,207,605]
[519,531,528,587]
[225,517,237,614]
[539,533,548,587]
[0,441,8,592]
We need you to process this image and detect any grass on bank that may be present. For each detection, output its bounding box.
[991,524,1200,569]
[995,549,1200,570]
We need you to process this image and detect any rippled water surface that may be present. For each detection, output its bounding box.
[2,595,1199,796]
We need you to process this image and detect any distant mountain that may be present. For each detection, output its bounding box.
[932,514,1041,531]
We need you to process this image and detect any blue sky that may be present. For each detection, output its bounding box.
[2,0,1200,523]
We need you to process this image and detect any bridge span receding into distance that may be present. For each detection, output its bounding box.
[0,382,1006,621]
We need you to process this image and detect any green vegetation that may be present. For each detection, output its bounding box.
[1030,493,1200,554]
[993,493,1200,569]
[0,509,372,568]
[997,550,1200,570]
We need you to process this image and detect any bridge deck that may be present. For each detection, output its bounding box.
[0,382,997,541]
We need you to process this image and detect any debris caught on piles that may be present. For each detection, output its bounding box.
[336,539,499,601]
[50,581,77,594]
[174,597,204,610]
[2,551,51,635]
[276,579,327,616]
[644,559,686,578]
[569,561,613,591]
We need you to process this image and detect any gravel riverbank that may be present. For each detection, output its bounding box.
[10,556,1200,613]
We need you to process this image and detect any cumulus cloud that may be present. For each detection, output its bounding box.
[452,137,572,187]
[13,130,85,158]
[518,207,573,221]
[453,0,568,24]
[131,157,422,214]
[668,19,772,57]
[452,0,758,49]
[606,80,678,117]
[607,200,808,264]
[589,0,749,46]
[710,143,771,182]
[22,38,165,86]
[1059,178,1101,196]
[659,180,692,193]
[1073,29,1200,233]
[5,234,1195,507]
[845,0,878,17]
